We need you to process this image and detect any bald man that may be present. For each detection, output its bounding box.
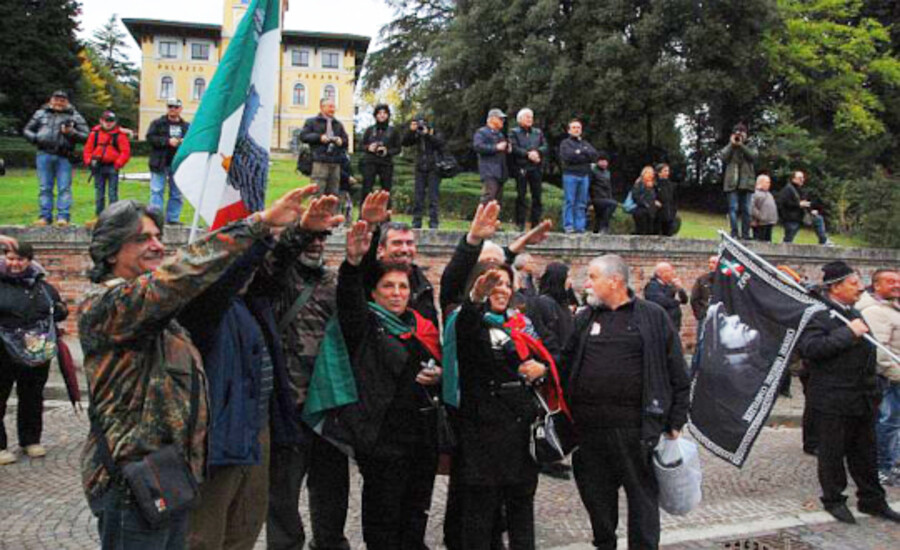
[644,262,689,332]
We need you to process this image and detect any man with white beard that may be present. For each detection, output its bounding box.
[562,254,690,550]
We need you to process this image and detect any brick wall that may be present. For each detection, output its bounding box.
[3,226,899,352]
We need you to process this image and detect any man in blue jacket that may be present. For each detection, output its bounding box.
[473,108,510,204]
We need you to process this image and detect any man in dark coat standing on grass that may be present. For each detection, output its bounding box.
[797,261,900,525]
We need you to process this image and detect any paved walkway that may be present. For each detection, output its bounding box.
[2,401,898,549]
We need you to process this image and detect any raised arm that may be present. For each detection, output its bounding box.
[337,221,374,357]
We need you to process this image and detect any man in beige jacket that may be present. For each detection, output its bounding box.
[859,269,900,486]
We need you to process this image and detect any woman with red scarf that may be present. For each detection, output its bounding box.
[450,261,568,549]
[332,221,443,549]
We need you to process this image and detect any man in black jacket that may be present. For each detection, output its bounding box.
[473,108,510,204]
[402,117,445,229]
[564,254,690,550]
[690,255,719,322]
[559,120,601,234]
[776,171,832,245]
[360,104,401,201]
[589,153,617,234]
[797,261,900,524]
[146,98,190,224]
[644,262,689,332]
[300,98,348,196]
[509,108,547,231]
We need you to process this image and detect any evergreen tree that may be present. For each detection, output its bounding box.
[91,14,138,86]
[0,0,82,131]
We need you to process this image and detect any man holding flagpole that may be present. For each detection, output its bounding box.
[797,261,900,525]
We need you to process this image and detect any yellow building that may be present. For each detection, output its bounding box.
[123,0,369,150]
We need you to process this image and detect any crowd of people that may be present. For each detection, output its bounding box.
[1,181,898,549]
[18,92,839,247]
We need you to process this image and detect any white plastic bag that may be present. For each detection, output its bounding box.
[653,435,702,515]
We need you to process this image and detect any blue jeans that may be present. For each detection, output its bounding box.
[94,165,120,216]
[36,152,72,222]
[91,486,190,550]
[563,173,590,233]
[150,167,183,223]
[877,384,900,473]
[783,214,828,244]
[726,190,752,239]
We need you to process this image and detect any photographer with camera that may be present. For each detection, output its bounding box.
[83,111,131,223]
[300,98,349,197]
[23,90,89,227]
[146,98,190,225]
[719,123,758,240]
[360,104,401,203]
[402,116,446,229]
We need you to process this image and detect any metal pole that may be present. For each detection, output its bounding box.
[188,156,215,244]
[717,231,900,365]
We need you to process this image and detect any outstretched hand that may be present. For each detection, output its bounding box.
[360,190,392,224]
[301,195,345,232]
[466,201,502,245]
[346,221,372,266]
[471,268,504,302]
[508,219,553,254]
[261,185,318,227]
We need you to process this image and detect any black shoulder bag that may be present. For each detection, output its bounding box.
[88,365,201,527]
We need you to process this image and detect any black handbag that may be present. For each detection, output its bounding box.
[89,366,201,527]
[529,388,578,465]
[434,151,460,179]
[0,286,58,367]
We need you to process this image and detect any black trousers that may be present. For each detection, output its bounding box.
[632,208,658,236]
[573,428,660,550]
[266,429,350,550]
[361,162,394,197]
[0,360,49,450]
[753,224,773,242]
[591,198,618,233]
[816,410,886,511]
[356,443,438,550]
[800,372,818,453]
[413,169,441,228]
[514,168,542,228]
[459,478,537,550]
[480,177,504,205]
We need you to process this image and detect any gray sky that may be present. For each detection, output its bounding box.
[77,0,394,62]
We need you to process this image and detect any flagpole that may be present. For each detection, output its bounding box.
[717,231,900,365]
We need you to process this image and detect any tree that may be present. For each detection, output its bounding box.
[91,14,138,86]
[0,0,82,131]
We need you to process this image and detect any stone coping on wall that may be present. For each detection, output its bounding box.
[3,225,899,264]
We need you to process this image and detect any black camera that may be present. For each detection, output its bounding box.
[416,120,428,134]
[90,158,100,171]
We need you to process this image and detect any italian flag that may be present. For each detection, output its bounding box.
[173,0,281,231]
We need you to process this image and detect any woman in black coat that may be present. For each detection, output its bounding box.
[451,261,557,549]
[655,163,678,236]
[0,242,68,465]
[528,262,575,366]
[336,221,443,549]
[632,165,661,235]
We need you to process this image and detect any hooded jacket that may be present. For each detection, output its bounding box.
[23,104,89,156]
[83,124,132,170]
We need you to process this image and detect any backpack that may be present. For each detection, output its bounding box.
[296,142,313,176]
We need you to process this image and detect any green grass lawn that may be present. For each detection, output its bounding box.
[0,155,864,246]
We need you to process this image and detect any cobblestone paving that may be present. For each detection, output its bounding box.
[1,404,898,549]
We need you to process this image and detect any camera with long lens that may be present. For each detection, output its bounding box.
[416,120,428,135]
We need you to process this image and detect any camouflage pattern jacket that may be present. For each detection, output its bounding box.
[253,227,337,415]
[78,219,270,502]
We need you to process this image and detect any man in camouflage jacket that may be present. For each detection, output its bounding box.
[78,189,310,549]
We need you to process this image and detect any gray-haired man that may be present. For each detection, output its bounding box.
[563,254,690,549]
[510,108,548,231]
[473,108,510,204]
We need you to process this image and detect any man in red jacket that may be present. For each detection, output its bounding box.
[83,111,131,221]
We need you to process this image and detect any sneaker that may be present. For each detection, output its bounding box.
[0,449,15,465]
[23,444,46,458]
[823,239,836,247]
[33,218,49,227]
[879,470,898,487]
[84,217,98,229]
[54,219,69,228]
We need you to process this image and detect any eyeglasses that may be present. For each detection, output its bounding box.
[167,105,181,109]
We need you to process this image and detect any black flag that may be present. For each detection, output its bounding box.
[688,239,825,467]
